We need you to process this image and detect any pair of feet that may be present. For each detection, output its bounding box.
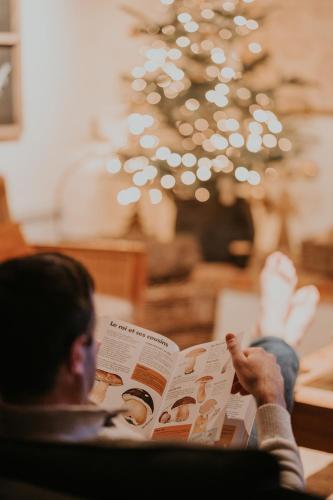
[259,252,320,347]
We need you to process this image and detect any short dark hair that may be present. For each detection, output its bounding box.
[0,253,95,401]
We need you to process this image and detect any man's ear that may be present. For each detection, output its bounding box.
[68,335,87,376]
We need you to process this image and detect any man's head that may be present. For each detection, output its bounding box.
[0,253,96,405]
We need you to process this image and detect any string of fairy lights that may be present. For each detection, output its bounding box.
[109,0,293,205]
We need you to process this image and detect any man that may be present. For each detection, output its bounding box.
[0,252,310,490]
[0,252,139,442]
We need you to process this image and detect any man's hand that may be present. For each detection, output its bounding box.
[226,333,286,408]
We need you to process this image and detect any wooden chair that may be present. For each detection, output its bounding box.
[0,222,32,262]
[0,438,320,499]
[0,177,147,322]
[32,240,147,319]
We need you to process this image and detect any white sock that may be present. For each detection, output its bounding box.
[284,286,320,346]
[260,252,297,337]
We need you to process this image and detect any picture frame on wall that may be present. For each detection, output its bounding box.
[0,0,21,140]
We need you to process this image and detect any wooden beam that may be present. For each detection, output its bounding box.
[0,177,10,223]
[0,33,19,45]
[0,124,21,141]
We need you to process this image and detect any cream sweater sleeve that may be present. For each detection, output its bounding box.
[256,404,305,491]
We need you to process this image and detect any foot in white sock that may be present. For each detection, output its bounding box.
[259,252,298,338]
[284,285,320,347]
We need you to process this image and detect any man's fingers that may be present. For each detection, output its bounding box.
[226,333,247,365]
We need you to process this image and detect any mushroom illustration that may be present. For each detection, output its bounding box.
[91,370,123,403]
[193,399,218,433]
[171,396,196,422]
[221,358,231,374]
[196,375,213,403]
[200,398,218,417]
[122,388,154,426]
[193,414,208,434]
[184,347,207,375]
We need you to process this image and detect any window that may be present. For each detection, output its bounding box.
[0,0,21,140]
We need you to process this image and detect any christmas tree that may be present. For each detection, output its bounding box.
[112,0,297,208]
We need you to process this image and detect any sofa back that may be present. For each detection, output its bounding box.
[0,439,322,499]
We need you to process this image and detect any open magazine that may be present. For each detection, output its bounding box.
[91,319,256,447]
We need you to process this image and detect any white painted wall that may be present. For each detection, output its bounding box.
[1,0,83,219]
[0,0,332,244]
[0,0,145,220]
[289,116,333,243]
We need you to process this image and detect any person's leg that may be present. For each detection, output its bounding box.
[247,336,299,448]
[257,252,319,347]
[248,252,319,447]
[250,336,299,413]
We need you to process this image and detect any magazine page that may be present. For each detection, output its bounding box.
[152,339,235,444]
[91,319,179,439]
[218,388,257,448]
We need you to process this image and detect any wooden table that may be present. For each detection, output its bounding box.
[293,343,333,453]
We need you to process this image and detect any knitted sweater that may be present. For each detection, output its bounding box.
[0,402,304,491]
